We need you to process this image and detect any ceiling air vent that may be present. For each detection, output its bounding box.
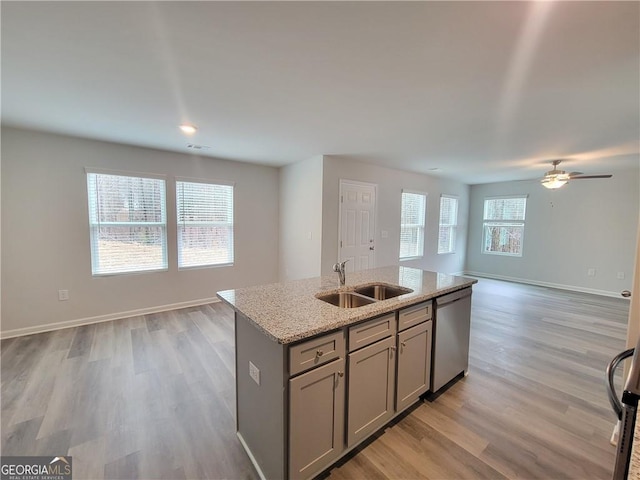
[187,144,211,150]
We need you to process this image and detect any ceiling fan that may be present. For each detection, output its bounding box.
[541,160,613,189]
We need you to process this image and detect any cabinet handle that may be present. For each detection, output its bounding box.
[338,371,344,377]
[390,346,396,351]
[316,350,323,357]
[401,341,406,348]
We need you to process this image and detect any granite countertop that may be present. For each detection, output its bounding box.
[217,266,477,344]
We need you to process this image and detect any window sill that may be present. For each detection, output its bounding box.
[399,256,423,262]
[92,267,169,277]
[178,262,234,271]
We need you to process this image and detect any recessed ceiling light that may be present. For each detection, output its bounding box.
[428,167,440,171]
[179,124,198,135]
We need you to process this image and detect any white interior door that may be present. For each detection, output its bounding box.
[339,181,376,273]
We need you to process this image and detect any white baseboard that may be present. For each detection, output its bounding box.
[463,271,623,298]
[237,432,267,480]
[0,297,221,339]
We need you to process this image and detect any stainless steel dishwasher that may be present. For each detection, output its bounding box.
[431,287,472,392]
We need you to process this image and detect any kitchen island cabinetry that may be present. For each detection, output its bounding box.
[219,266,476,480]
[396,300,433,411]
[289,357,345,479]
[347,334,396,447]
[396,320,432,411]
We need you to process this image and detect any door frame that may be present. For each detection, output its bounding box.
[624,222,640,379]
[337,179,378,268]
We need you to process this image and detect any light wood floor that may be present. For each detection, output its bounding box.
[1,278,630,479]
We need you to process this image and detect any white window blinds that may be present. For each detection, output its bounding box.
[438,195,458,254]
[484,197,527,221]
[482,196,527,256]
[87,172,167,275]
[176,181,234,268]
[400,191,427,259]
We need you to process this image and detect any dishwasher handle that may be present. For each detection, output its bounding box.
[436,288,472,307]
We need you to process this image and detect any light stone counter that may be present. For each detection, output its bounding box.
[217,266,477,344]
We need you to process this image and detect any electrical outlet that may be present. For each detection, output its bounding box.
[587,268,596,277]
[249,361,260,385]
[307,231,313,240]
[58,289,69,301]
[381,230,389,238]
[617,272,625,280]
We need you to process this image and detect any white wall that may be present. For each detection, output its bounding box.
[321,156,470,276]
[1,127,280,336]
[278,155,323,281]
[466,171,640,296]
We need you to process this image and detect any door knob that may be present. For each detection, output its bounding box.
[622,290,632,298]
[369,246,375,251]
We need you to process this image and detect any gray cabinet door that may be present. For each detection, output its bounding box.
[289,358,345,480]
[347,335,396,447]
[396,320,432,411]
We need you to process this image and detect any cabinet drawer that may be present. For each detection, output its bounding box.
[398,300,432,331]
[348,313,396,351]
[289,330,345,376]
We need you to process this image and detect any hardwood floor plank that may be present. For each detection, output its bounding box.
[89,321,116,362]
[67,324,96,359]
[68,358,113,447]
[104,450,140,480]
[1,416,44,455]
[130,327,154,375]
[410,403,489,457]
[68,437,106,480]
[36,355,88,440]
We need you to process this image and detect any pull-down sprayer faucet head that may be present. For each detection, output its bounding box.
[332,259,349,286]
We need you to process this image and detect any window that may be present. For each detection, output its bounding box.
[400,191,427,259]
[176,180,234,268]
[482,196,527,256]
[87,171,167,275]
[438,195,458,254]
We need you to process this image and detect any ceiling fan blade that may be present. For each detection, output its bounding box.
[568,171,583,176]
[570,174,613,179]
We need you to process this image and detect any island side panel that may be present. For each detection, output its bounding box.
[235,312,287,480]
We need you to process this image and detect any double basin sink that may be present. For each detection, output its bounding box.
[316,283,413,309]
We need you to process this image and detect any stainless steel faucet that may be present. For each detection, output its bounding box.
[332,260,349,286]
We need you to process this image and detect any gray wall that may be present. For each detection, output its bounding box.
[1,127,280,335]
[321,156,470,276]
[278,155,323,281]
[466,171,639,296]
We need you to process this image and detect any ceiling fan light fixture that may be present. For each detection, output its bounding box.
[179,124,198,135]
[541,173,569,189]
[539,160,612,189]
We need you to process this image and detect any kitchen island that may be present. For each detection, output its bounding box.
[217,266,477,480]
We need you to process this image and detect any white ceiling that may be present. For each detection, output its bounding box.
[2,1,639,184]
